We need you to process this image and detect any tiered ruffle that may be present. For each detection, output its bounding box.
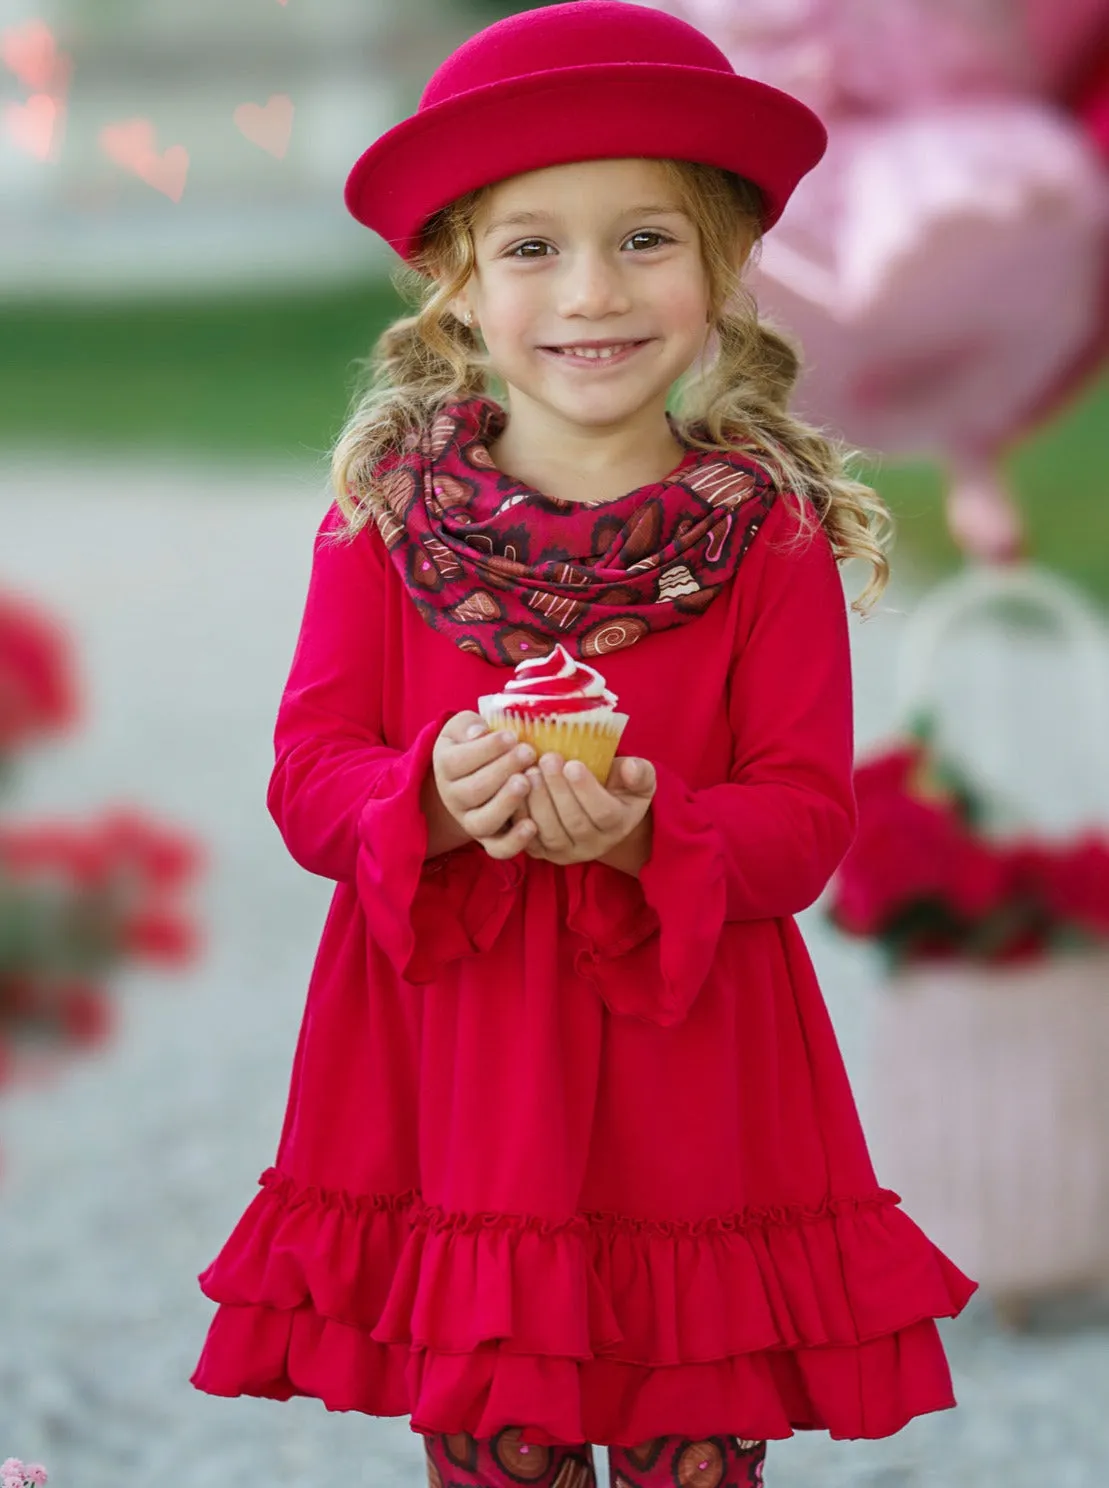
[192,1168,976,1443]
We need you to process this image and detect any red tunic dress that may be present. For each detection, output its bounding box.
[190,491,976,1445]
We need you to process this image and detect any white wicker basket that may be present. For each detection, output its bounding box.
[867,564,1109,1308]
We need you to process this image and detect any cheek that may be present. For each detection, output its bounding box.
[662,293,711,344]
[651,267,711,337]
[475,274,542,345]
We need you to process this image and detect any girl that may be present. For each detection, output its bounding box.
[191,3,977,1484]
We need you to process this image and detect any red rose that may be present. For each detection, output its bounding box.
[0,592,80,753]
[58,983,115,1047]
[120,907,200,965]
[852,742,923,805]
[831,741,1011,936]
[0,819,114,886]
[1056,837,1109,932]
[1008,834,1109,934]
[92,808,205,891]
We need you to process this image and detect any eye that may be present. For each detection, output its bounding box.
[503,231,674,259]
[625,230,672,251]
[506,240,552,259]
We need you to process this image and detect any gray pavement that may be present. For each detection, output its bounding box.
[0,453,1107,1487]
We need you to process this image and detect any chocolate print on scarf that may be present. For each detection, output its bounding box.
[370,397,777,666]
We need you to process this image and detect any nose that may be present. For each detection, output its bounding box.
[556,247,633,321]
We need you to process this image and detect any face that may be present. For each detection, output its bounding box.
[456,158,714,439]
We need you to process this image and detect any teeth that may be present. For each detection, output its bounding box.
[558,344,635,360]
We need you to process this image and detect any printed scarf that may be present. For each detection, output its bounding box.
[370,397,777,667]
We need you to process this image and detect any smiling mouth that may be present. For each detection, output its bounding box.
[542,341,649,362]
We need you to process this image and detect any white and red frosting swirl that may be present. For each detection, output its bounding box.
[485,643,617,718]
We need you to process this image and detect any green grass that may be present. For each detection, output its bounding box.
[3,281,1108,599]
[0,280,400,463]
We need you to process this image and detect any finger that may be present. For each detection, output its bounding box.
[535,754,598,839]
[437,726,509,777]
[480,809,538,860]
[507,800,548,859]
[452,740,535,810]
[446,740,538,810]
[462,768,533,840]
[524,766,573,850]
[441,710,487,743]
[607,756,657,798]
[558,758,627,833]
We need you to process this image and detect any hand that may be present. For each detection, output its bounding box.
[517,753,657,868]
[426,712,538,861]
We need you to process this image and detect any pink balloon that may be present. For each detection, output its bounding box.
[642,0,1109,559]
[822,0,1029,112]
[1071,29,1109,158]
[1020,0,1109,93]
[747,103,1109,460]
[642,0,1033,113]
[646,0,1109,107]
[635,0,838,114]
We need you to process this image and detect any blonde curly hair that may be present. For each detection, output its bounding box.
[331,158,891,610]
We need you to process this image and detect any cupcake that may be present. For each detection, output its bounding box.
[477,642,629,785]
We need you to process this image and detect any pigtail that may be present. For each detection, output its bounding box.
[676,294,892,613]
[330,191,492,540]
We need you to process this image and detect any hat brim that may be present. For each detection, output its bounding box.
[344,63,826,261]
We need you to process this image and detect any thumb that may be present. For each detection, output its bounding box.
[445,710,486,743]
[610,756,656,795]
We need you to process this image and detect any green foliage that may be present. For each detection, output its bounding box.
[459,0,557,15]
[0,279,401,462]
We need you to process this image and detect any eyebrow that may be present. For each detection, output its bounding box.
[481,204,687,238]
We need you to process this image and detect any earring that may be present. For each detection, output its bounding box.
[465,311,474,327]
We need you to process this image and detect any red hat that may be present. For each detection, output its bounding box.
[344,0,827,262]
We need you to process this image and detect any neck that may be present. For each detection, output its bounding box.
[487,395,687,500]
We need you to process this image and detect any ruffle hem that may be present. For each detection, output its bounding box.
[191,1167,976,1444]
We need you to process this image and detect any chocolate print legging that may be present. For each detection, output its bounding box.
[424,1429,766,1488]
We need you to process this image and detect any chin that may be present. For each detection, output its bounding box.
[524,378,678,428]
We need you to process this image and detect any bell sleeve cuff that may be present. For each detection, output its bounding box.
[355,712,523,985]
[565,763,726,1027]
[268,503,523,983]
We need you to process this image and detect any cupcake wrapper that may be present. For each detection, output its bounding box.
[478,702,629,786]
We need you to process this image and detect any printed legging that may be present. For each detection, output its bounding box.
[424,1429,766,1488]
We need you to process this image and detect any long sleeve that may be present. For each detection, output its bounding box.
[569,498,857,1026]
[648,497,857,920]
[267,503,520,981]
